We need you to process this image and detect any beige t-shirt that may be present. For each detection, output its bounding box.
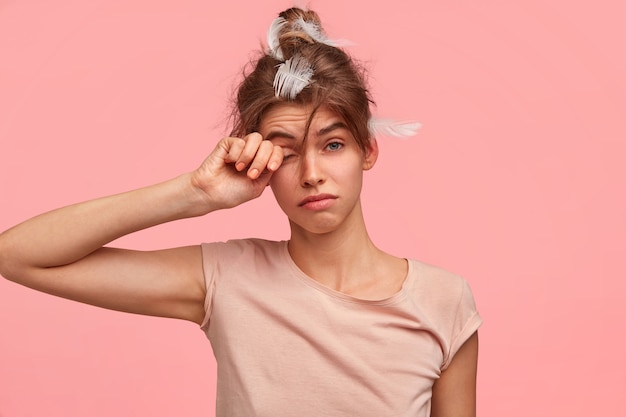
[200,239,482,417]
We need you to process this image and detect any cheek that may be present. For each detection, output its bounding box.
[268,169,292,197]
[268,173,296,215]
[335,162,363,182]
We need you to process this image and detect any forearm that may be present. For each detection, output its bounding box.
[0,173,206,273]
[0,133,283,284]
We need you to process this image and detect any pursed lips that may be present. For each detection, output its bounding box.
[298,193,337,206]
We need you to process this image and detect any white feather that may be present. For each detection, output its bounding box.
[273,55,314,99]
[368,118,422,138]
[267,16,287,60]
[293,17,354,48]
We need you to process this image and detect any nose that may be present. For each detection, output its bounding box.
[300,152,325,187]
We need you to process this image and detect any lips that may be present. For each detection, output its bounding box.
[298,193,337,207]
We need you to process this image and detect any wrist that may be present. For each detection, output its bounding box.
[180,171,221,217]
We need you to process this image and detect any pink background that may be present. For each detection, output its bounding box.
[1,1,624,415]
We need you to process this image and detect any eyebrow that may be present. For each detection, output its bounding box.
[318,121,348,136]
[264,130,296,141]
[265,121,348,141]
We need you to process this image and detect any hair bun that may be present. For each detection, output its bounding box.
[268,8,327,60]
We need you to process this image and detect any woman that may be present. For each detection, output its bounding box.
[0,7,481,416]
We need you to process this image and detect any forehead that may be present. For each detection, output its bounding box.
[260,103,345,136]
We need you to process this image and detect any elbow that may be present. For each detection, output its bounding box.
[0,230,25,283]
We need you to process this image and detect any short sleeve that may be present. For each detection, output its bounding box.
[197,239,273,332]
[441,278,482,370]
[199,242,218,331]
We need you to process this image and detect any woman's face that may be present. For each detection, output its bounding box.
[259,103,378,235]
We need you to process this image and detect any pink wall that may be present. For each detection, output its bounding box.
[1,1,624,415]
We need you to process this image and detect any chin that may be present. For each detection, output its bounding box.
[288,217,342,236]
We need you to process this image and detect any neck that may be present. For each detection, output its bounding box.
[287,202,382,292]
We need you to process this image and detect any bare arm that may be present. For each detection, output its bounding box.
[0,133,283,324]
[431,332,479,417]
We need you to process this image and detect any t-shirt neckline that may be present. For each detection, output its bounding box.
[279,240,412,306]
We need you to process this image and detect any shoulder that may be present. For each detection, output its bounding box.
[201,238,286,270]
[405,260,482,368]
[407,260,474,307]
[202,237,283,253]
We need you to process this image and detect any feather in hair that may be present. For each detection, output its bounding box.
[267,16,287,60]
[368,118,422,138]
[292,17,354,48]
[273,54,314,99]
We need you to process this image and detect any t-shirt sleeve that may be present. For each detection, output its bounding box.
[199,242,218,331]
[441,278,482,370]
[198,240,247,331]
[197,239,264,331]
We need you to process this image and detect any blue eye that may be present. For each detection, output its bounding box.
[326,142,343,151]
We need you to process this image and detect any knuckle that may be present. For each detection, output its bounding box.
[246,132,263,142]
[227,137,244,152]
[259,140,274,153]
[243,133,261,148]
